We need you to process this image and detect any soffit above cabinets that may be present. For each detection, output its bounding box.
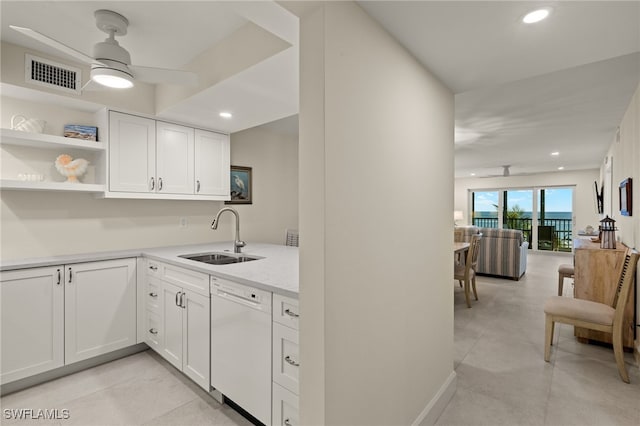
[1,1,299,134]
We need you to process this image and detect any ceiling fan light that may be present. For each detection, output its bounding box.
[91,67,134,89]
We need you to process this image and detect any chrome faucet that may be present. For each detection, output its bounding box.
[211,207,246,253]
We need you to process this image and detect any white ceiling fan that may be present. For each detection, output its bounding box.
[479,165,513,178]
[10,9,198,89]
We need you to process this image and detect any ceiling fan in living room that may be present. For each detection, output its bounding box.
[10,9,198,89]
[480,165,515,178]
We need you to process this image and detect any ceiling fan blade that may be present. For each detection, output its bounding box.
[130,65,198,86]
[80,79,111,92]
[10,25,100,66]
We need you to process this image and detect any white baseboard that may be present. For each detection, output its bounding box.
[412,371,457,426]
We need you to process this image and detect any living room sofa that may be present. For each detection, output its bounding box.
[455,226,528,280]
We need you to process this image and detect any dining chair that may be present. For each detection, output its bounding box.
[454,233,482,308]
[285,229,299,247]
[543,248,639,383]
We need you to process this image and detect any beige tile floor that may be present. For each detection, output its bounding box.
[0,351,252,426]
[2,252,639,426]
[438,251,640,426]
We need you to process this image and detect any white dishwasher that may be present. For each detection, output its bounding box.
[210,277,272,426]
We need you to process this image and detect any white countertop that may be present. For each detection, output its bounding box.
[0,242,299,298]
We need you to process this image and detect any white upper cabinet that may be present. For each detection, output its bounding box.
[109,111,156,193]
[156,122,194,195]
[107,111,229,201]
[194,129,230,196]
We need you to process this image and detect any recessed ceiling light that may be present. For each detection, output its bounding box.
[219,112,232,119]
[470,173,476,176]
[558,166,565,170]
[523,8,551,24]
[551,152,559,156]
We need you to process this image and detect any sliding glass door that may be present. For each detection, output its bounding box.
[537,187,573,252]
[471,191,499,228]
[471,186,574,252]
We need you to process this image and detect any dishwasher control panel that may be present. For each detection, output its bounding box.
[210,276,272,313]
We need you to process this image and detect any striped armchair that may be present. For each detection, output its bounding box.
[476,228,528,280]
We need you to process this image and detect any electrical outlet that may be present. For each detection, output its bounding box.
[179,217,187,228]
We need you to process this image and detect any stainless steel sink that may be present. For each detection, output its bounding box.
[179,252,260,265]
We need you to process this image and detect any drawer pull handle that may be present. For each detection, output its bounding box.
[149,292,158,298]
[284,309,299,318]
[149,328,158,335]
[284,419,293,426]
[284,355,299,367]
[149,265,158,271]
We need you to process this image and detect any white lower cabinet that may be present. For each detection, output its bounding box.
[0,266,64,384]
[0,258,137,384]
[272,294,300,425]
[272,382,299,426]
[65,259,137,364]
[143,260,210,391]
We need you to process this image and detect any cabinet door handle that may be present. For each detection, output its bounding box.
[180,292,186,309]
[149,265,158,271]
[196,180,201,193]
[284,355,299,367]
[175,291,180,307]
[149,292,158,298]
[158,177,163,191]
[284,309,299,318]
[150,177,155,191]
[149,328,158,335]
[56,269,61,285]
[284,419,293,426]
[68,267,73,284]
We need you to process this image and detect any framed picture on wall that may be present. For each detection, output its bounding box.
[619,178,632,216]
[226,165,252,205]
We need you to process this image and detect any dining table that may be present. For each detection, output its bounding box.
[454,242,470,255]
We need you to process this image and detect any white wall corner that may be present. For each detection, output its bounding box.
[413,371,457,426]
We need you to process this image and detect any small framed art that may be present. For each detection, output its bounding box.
[226,165,252,204]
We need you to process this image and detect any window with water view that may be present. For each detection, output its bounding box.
[471,187,573,252]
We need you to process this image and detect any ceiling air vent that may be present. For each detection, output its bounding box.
[25,54,81,95]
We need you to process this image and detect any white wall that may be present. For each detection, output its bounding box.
[299,3,454,424]
[0,96,299,260]
[602,82,639,357]
[229,116,298,245]
[454,169,601,232]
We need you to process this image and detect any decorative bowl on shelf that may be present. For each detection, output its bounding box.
[55,154,89,183]
[11,115,46,133]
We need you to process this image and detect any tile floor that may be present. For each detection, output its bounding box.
[438,251,640,426]
[0,351,252,426]
[2,252,639,426]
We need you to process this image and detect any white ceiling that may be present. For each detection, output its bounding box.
[0,1,299,133]
[1,1,639,176]
[361,1,640,177]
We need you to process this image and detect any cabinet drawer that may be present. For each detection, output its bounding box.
[273,294,299,330]
[273,323,299,394]
[145,259,209,297]
[272,382,299,426]
[145,311,162,351]
[146,277,162,313]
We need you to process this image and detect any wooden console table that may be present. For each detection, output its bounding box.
[573,239,635,349]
